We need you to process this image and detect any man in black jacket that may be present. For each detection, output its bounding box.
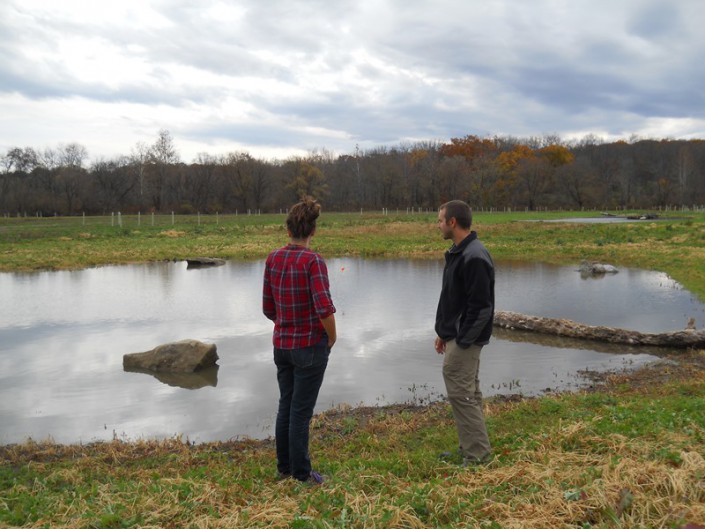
[434,200,494,465]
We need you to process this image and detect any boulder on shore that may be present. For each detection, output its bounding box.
[123,340,218,373]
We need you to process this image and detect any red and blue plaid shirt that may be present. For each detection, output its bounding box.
[262,244,336,349]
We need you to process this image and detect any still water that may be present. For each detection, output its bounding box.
[1,259,703,445]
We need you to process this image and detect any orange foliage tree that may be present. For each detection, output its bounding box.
[539,144,575,167]
[439,135,497,161]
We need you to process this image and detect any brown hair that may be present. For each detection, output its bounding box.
[440,200,472,229]
[286,196,321,239]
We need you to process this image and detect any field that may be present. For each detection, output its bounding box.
[2,210,705,528]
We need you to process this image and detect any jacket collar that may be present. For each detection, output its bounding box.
[448,231,477,254]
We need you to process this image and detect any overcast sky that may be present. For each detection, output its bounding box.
[2,0,704,164]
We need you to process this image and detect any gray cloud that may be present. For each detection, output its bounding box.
[1,0,704,162]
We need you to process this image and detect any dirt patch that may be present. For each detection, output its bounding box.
[581,348,705,392]
[159,230,186,237]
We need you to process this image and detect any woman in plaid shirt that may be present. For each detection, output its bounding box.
[262,197,337,484]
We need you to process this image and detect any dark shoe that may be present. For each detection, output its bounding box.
[439,448,462,462]
[462,454,493,467]
[277,471,291,480]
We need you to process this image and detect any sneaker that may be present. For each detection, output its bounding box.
[305,471,325,484]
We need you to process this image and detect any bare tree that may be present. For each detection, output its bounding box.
[517,156,552,211]
[185,153,218,212]
[1,147,39,213]
[675,143,696,205]
[130,141,150,208]
[146,130,180,211]
[59,143,88,168]
[2,147,39,174]
[91,157,138,212]
[55,143,89,214]
[556,157,597,209]
[250,157,271,211]
[220,152,254,211]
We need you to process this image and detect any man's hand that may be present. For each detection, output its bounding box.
[434,336,446,354]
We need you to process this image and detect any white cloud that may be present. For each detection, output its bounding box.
[1,0,704,163]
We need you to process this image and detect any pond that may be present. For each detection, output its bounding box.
[1,258,703,445]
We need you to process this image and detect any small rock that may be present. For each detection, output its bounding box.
[579,260,618,275]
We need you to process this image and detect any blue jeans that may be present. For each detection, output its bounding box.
[274,340,330,481]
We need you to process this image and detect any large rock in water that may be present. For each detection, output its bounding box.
[123,340,218,373]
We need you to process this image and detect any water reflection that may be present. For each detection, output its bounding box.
[492,327,678,357]
[1,258,703,445]
[123,365,220,389]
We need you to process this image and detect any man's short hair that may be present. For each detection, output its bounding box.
[440,200,472,229]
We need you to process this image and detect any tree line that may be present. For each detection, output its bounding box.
[2,130,704,216]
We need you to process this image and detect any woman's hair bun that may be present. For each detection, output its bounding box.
[300,196,321,217]
[287,196,321,238]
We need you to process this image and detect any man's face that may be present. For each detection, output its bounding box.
[437,208,453,240]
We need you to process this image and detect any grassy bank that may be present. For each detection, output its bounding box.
[2,352,704,528]
[2,210,705,299]
[2,210,705,527]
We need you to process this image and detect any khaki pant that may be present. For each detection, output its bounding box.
[442,340,491,463]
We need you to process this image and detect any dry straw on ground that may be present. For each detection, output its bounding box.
[3,353,705,528]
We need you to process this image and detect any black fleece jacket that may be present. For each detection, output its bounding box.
[435,231,495,348]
